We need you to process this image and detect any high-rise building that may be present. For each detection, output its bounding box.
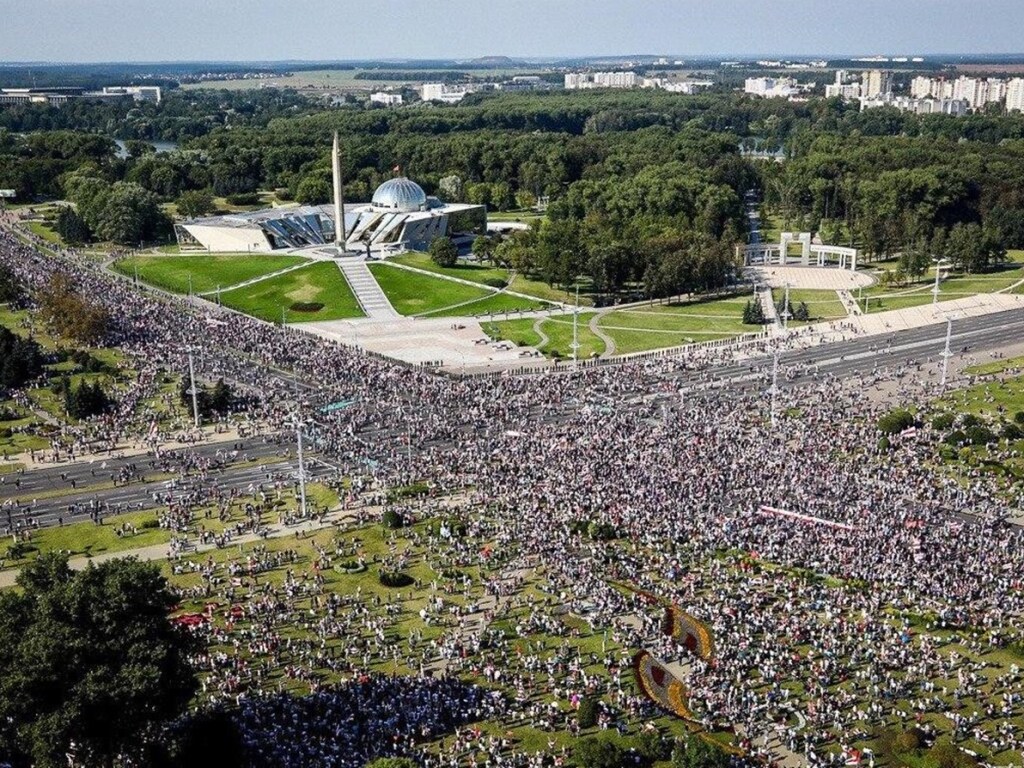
[862,70,893,98]
[1008,79,1024,112]
[910,76,934,99]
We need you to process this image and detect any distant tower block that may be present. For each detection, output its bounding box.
[332,132,345,246]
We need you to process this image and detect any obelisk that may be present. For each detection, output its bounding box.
[332,131,345,248]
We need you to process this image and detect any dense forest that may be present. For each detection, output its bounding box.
[5,89,1024,295]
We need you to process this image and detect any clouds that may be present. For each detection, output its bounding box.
[0,0,1020,62]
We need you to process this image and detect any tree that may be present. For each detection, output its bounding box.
[0,263,21,303]
[0,554,198,767]
[742,299,766,325]
[471,235,494,263]
[576,696,599,728]
[175,189,216,219]
[437,174,463,202]
[92,181,170,245]
[295,173,332,205]
[64,379,113,419]
[429,236,459,268]
[54,205,93,245]
[672,735,730,768]
[573,737,624,768]
[0,327,43,391]
[35,273,109,344]
[365,759,418,768]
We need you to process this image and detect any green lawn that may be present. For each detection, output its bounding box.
[421,291,551,319]
[113,254,310,295]
[963,355,1024,376]
[489,312,605,359]
[389,252,510,287]
[25,221,62,245]
[368,263,492,316]
[220,262,364,323]
[0,510,169,568]
[774,288,849,322]
[597,294,753,353]
[490,318,543,348]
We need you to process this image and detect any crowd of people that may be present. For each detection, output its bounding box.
[2,212,1024,766]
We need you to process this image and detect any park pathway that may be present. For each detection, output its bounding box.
[336,260,399,319]
[837,289,863,316]
[759,287,781,333]
[589,312,617,357]
[531,317,550,350]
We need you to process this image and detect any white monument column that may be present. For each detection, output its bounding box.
[332,132,345,248]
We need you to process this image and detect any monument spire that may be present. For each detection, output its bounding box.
[332,131,345,248]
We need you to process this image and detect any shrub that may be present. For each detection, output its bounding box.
[877,436,891,452]
[290,301,324,313]
[382,509,403,529]
[931,413,955,431]
[965,425,996,446]
[1015,411,1024,425]
[225,192,261,206]
[572,737,623,768]
[960,413,981,428]
[588,521,618,541]
[577,697,599,728]
[1002,422,1024,440]
[483,278,508,289]
[379,570,414,588]
[878,408,916,435]
[944,430,967,446]
[140,518,160,530]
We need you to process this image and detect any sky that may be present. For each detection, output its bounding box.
[0,0,1021,63]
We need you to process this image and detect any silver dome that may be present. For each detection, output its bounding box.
[371,177,428,213]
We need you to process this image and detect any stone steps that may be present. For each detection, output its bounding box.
[336,260,399,319]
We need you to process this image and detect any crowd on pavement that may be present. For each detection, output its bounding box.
[2,214,1024,767]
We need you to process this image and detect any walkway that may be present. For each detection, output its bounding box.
[589,313,616,357]
[336,259,399,319]
[759,287,781,332]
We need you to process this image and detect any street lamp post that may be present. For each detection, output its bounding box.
[186,348,200,429]
[940,316,953,389]
[571,285,580,371]
[932,258,949,305]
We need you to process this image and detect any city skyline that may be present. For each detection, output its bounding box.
[2,0,1024,63]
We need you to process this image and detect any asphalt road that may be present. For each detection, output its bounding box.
[5,306,1021,532]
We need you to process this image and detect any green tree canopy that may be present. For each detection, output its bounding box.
[0,554,198,767]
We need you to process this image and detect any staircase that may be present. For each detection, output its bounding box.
[336,260,399,320]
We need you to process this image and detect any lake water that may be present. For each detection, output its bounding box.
[114,139,179,159]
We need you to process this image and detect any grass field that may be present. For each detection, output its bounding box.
[964,355,1024,376]
[862,261,1024,314]
[597,294,755,354]
[368,263,492,316]
[220,262,364,323]
[421,291,551,318]
[773,288,849,323]
[0,510,168,568]
[491,312,606,359]
[389,252,510,287]
[113,254,310,295]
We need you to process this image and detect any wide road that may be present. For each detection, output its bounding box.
[4,306,1021,531]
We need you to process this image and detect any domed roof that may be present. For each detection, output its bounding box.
[371,177,428,213]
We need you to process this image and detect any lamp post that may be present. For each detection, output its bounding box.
[185,348,200,429]
[940,316,953,390]
[932,258,950,305]
[571,284,580,371]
